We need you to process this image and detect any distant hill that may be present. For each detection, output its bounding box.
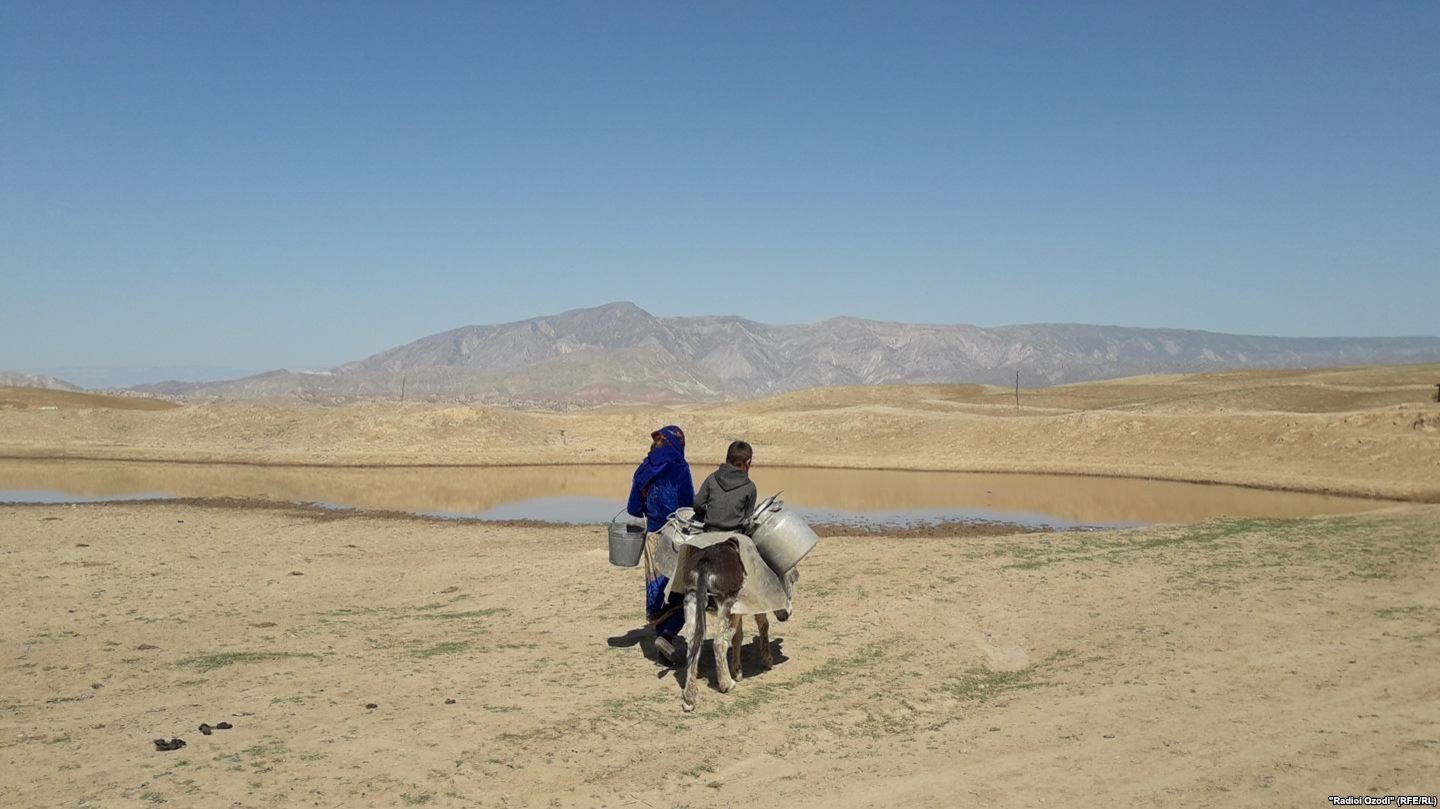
[24,365,261,390]
[0,372,80,391]
[0,386,178,411]
[134,302,1440,405]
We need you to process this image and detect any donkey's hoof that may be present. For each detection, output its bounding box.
[718,681,735,694]
[681,701,696,713]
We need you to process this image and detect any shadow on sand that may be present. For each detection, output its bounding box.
[607,626,789,689]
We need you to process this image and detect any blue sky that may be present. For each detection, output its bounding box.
[3,1,1436,372]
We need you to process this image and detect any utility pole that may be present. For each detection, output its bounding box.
[1015,372,1020,415]
[400,376,407,403]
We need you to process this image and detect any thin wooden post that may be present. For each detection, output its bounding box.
[400,376,407,403]
[1015,372,1020,414]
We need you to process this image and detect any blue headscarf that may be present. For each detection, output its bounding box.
[627,425,693,531]
[632,425,687,490]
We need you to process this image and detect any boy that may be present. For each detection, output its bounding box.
[692,440,757,532]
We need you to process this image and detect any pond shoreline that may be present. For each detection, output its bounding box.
[0,450,1430,504]
[0,495,1087,537]
[0,456,1405,533]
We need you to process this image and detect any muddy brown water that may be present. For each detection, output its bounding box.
[0,459,1393,527]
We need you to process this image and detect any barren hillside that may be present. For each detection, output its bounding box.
[0,387,178,412]
[3,365,1437,501]
[135,302,1440,404]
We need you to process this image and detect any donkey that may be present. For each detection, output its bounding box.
[675,537,746,712]
[675,541,800,711]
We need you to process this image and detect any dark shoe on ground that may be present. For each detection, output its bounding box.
[654,635,680,667]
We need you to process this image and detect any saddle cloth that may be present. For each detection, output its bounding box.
[658,521,793,615]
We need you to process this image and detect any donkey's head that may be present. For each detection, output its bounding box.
[774,566,800,622]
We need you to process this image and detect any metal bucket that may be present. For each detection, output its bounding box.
[750,505,819,573]
[660,507,699,549]
[608,511,647,567]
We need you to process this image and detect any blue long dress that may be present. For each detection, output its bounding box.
[627,425,693,638]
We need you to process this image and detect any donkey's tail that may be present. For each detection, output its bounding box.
[686,560,710,675]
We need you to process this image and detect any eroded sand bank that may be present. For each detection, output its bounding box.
[3,364,1439,502]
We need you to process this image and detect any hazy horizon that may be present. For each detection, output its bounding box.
[4,3,1436,371]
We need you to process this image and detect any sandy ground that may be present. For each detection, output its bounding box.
[3,364,1439,502]
[2,365,1437,806]
[2,501,1437,808]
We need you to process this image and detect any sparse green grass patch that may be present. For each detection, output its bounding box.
[997,512,1439,584]
[711,643,887,718]
[178,651,319,671]
[680,760,717,778]
[412,608,506,620]
[1376,605,1429,619]
[1003,517,1283,570]
[411,641,471,658]
[940,665,1041,701]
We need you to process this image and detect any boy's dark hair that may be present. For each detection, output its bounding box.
[726,440,753,467]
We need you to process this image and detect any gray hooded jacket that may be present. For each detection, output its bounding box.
[692,463,757,532]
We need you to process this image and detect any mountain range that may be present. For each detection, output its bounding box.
[0,372,79,392]
[128,302,1440,405]
[22,365,261,390]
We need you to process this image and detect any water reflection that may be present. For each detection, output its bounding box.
[0,459,1387,527]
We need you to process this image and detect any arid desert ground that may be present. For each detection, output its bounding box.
[2,364,1438,807]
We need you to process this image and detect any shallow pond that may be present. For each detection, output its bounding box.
[0,459,1391,529]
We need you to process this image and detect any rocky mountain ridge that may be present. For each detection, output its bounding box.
[132,302,1440,404]
[0,372,80,391]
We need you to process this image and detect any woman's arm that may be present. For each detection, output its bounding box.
[626,472,645,518]
[678,467,695,509]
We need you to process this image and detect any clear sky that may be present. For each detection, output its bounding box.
[3,1,1437,372]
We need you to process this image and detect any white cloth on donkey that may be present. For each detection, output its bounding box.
[659,513,792,615]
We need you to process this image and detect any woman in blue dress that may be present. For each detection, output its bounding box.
[627,425,694,665]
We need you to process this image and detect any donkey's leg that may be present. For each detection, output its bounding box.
[713,601,737,693]
[729,615,744,683]
[680,590,697,642]
[681,635,701,712]
[681,611,703,712]
[755,613,774,669]
[680,580,705,712]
